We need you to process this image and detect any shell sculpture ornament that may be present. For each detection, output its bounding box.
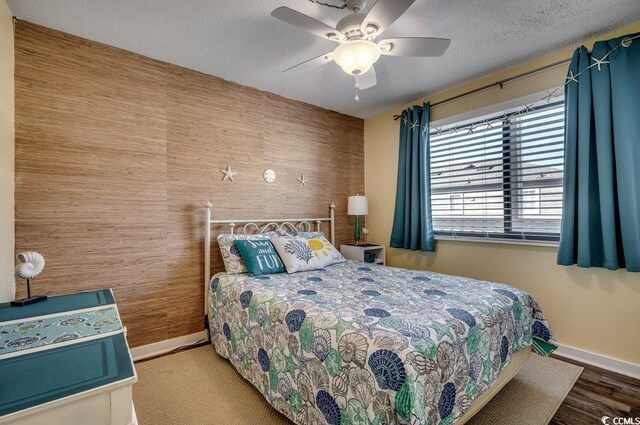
[11,251,48,307]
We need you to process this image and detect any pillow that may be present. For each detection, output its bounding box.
[217,233,277,274]
[307,236,346,268]
[271,237,323,273]
[234,240,285,276]
[286,230,325,239]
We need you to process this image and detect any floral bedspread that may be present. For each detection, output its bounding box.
[208,261,555,425]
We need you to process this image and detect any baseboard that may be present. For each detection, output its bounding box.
[554,343,640,380]
[130,331,207,361]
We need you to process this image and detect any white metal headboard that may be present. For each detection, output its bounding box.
[204,202,336,316]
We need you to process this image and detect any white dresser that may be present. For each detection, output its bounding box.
[0,289,137,425]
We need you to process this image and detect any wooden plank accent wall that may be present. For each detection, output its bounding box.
[14,21,364,347]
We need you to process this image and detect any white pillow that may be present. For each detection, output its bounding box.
[306,236,346,268]
[271,237,323,273]
[217,232,278,274]
[288,231,325,239]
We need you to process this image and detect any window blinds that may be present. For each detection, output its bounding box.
[430,99,564,243]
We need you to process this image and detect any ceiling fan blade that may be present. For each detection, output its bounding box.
[360,0,415,36]
[378,37,451,57]
[355,66,377,90]
[272,7,343,41]
[283,52,334,73]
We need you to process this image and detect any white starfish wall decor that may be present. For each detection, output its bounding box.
[220,165,237,182]
[297,175,309,188]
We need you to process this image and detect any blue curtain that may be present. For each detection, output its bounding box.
[390,102,435,251]
[557,33,640,272]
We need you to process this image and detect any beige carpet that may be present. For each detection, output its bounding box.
[132,345,582,425]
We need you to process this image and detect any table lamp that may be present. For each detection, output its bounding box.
[348,195,368,245]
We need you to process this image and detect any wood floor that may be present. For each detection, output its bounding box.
[551,355,640,425]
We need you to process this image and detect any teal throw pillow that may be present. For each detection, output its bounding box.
[234,239,285,276]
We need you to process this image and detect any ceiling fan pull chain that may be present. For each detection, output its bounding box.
[354,81,360,101]
[307,0,348,9]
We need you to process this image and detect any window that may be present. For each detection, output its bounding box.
[430,98,564,243]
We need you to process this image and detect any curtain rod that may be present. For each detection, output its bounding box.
[392,58,571,120]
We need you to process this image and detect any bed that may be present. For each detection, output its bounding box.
[203,203,556,425]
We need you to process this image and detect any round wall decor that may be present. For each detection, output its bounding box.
[263,169,276,183]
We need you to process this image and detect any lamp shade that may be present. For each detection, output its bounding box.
[333,40,381,76]
[348,195,368,216]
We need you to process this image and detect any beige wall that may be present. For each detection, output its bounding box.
[365,22,640,366]
[0,0,14,303]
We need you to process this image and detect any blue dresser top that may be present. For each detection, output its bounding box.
[0,289,136,418]
[0,289,114,322]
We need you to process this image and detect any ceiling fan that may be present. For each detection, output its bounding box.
[271,0,450,100]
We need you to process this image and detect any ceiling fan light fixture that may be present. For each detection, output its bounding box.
[333,40,380,75]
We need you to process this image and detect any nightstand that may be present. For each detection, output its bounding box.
[0,289,137,425]
[340,244,386,266]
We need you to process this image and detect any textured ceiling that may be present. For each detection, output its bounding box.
[7,0,640,119]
